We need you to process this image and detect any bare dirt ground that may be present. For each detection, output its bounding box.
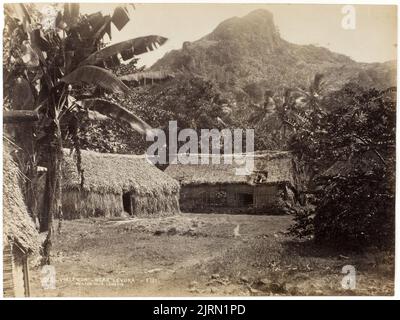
[30,213,394,297]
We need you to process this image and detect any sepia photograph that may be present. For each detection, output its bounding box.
[1,1,397,299]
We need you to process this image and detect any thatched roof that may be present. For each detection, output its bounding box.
[165,151,299,187]
[63,149,180,196]
[3,150,40,254]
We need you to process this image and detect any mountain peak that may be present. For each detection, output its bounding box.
[151,9,395,93]
[242,8,274,20]
[206,9,281,51]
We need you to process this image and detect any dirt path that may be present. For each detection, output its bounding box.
[29,213,394,297]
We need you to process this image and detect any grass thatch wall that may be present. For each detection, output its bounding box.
[62,190,180,219]
[132,193,180,217]
[62,149,180,218]
[62,190,123,219]
[3,149,40,254]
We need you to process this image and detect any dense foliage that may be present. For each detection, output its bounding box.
[288,84,396,249]
[74,74,231,154]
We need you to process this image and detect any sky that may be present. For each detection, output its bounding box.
[78,3,397,68]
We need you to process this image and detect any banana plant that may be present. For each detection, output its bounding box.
[3,3,168,264]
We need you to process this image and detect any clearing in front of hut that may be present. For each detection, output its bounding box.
[29,213,394,297]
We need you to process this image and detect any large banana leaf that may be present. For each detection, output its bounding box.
[79,35,167,67]
[60,66,131,95]
[119,71,174,83]
[79,98,153,136]
[91,16,112,45]
[5,3,31,32]
[111,5,130,31]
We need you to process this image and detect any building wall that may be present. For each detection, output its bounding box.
[3,241,14,297]
[62,190,123,219]
[62,190,180,219]
[3,241,28,297]
[131,192,180,217]
[179,183,284,214]
[254,185,280,207]
[12,247,27,297]
[180,185,228,212]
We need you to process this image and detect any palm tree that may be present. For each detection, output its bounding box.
[247,74,325,149]
[4,4,169,264]
[294,73,325,112]
[247,88,297,149]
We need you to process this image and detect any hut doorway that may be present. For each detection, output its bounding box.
[237,193,254,207]
[122,192,133,215]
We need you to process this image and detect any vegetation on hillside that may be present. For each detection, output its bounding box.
[72,74,231,154]
[152,9,396,103]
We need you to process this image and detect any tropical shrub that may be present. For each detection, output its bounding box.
[289,84,396,249]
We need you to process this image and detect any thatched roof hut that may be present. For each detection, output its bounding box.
[62,149,180,218]
[166,151,302,187]
[165,151,306,214]
[3,150,40,297]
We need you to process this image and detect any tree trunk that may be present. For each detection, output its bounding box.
[25,159,39,226]
[41,119,63,265]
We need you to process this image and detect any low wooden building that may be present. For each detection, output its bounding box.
[3,150,40,297]
[165,151,306,214]
[62,149,180,218]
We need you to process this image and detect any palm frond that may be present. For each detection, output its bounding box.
[111,5,131,31]
[5,4,31,31]
[61,66,131,95]
[86,110,109,121]
[91,16,112,45]
[78,35,168,67]
[310,73,324,93]
[283,88,293,104]
[294,87,310,97]
[79,98,153,136]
